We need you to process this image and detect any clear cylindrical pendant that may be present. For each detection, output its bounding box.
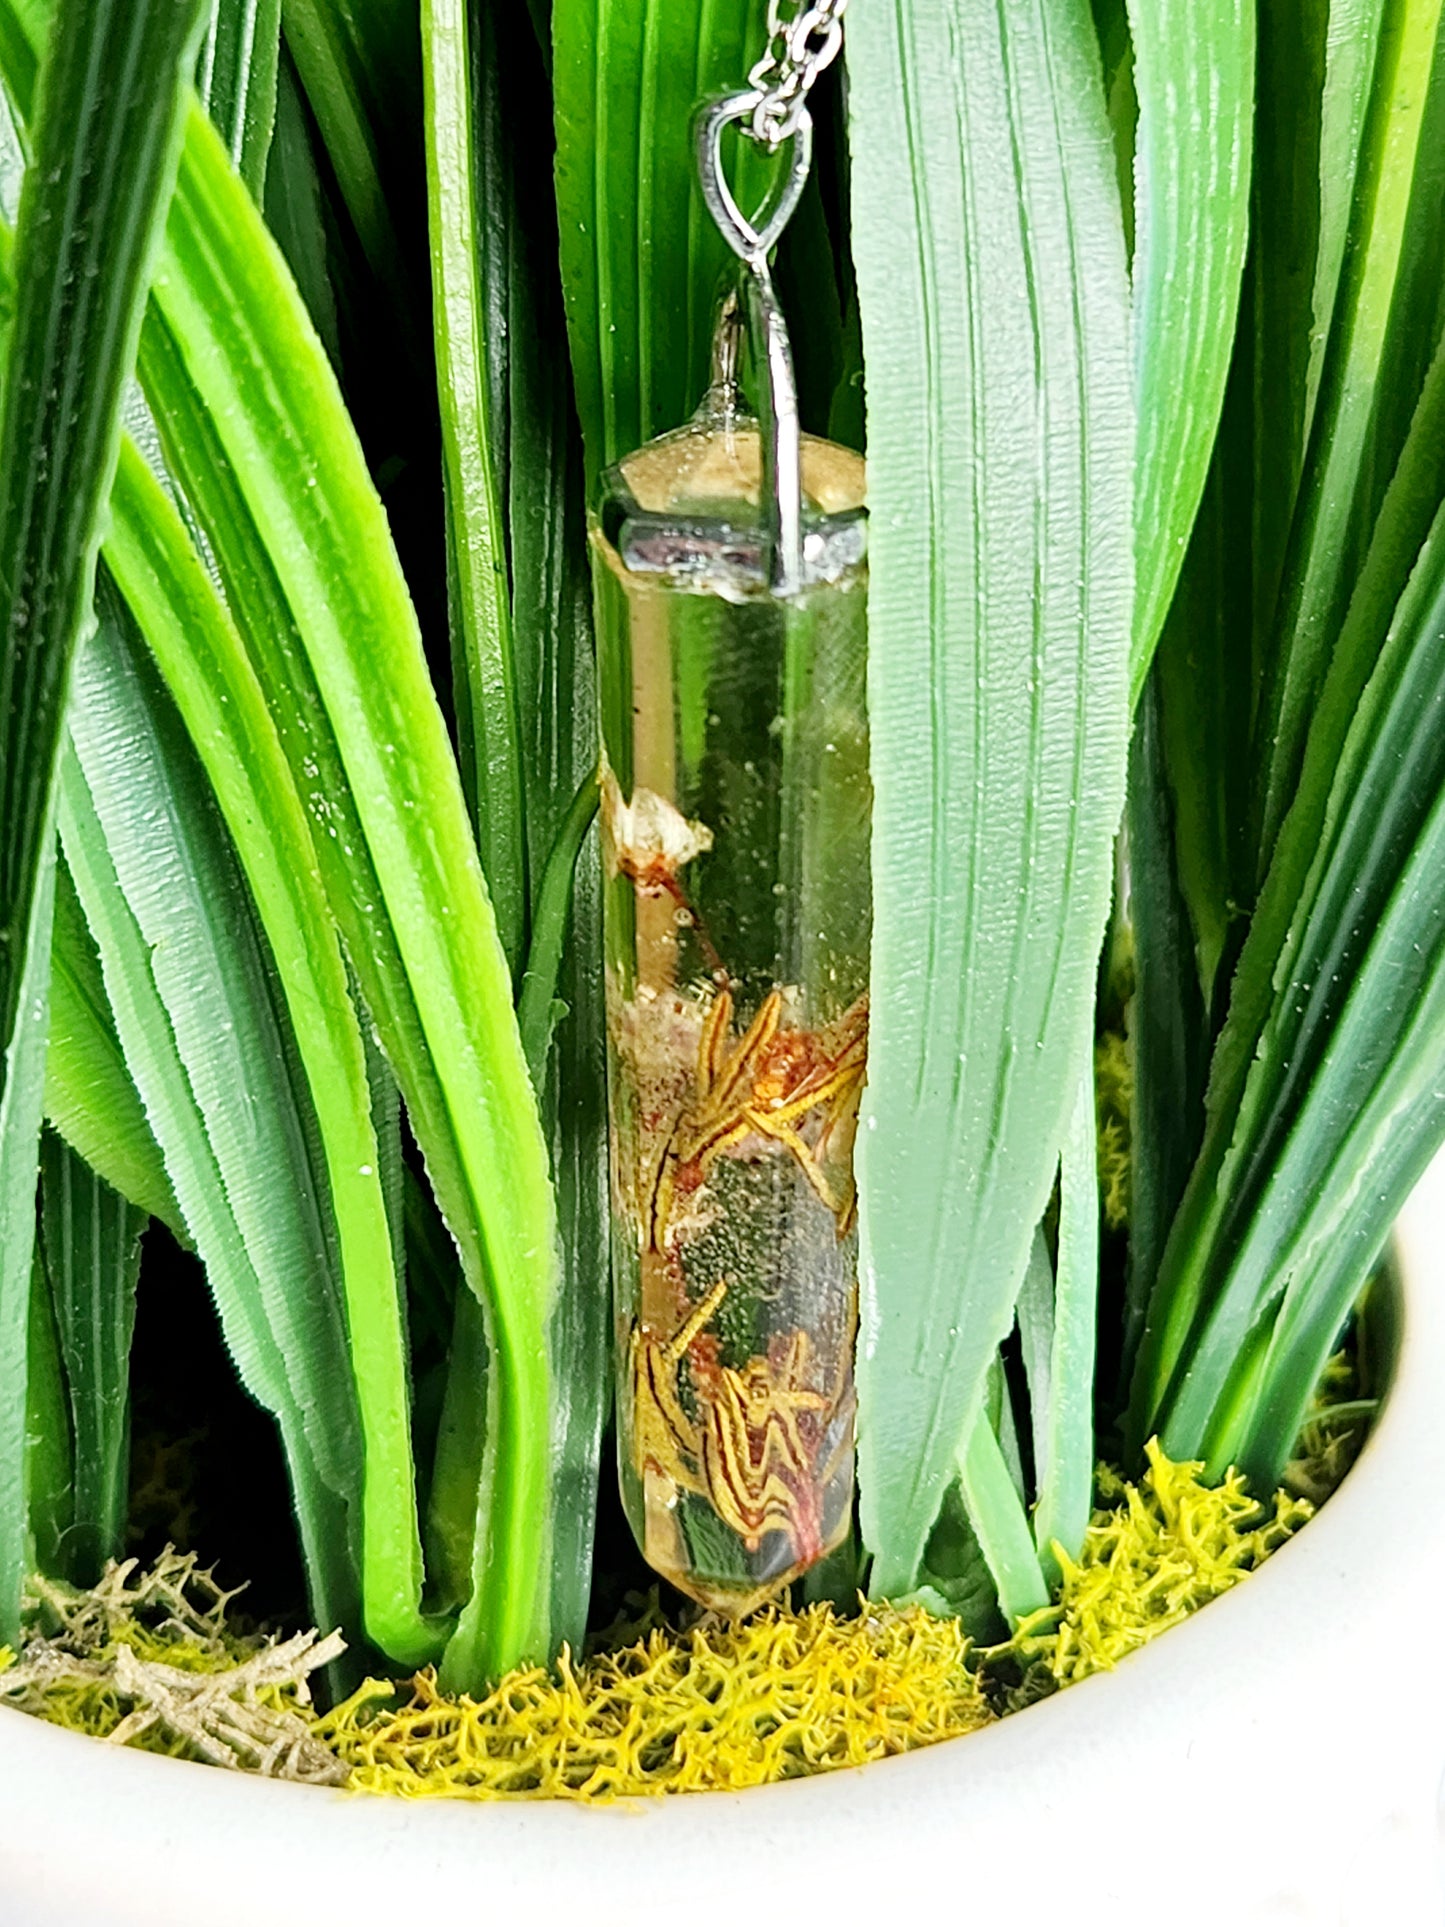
[593,393,869,1613]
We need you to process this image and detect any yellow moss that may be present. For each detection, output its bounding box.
[1009,1439,1313,1690]
[317,1602,994,1801]
[8,1446,1331,1798]
[1094,1032,1132,1229]
[320,1445,1314,1800]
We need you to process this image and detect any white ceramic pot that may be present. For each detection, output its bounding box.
[4,1155,1445,1927]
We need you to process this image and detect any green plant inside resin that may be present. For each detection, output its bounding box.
[0,0,1442,1790]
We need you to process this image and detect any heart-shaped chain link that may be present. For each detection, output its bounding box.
[695,90,813,267]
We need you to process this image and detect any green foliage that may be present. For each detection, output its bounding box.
[154,105,557,1682]
[263,52,342,364]
[45,863,182,1239]
[1129,10,1445,1493]
[1032,1069,1101,1591]
[1125,0,1255,697]
[1125,675,1209,1390]
[552,0,773,480]
[281,0,421,307]
[845,0,1132,1597]
[39,1132,146,1583]
[0,0,205,1647]
[0,0,588,1691]
[1253,0,1443,869]
[198,0,282,195]
[103,435,441,1668]
[421,0,525,968]
[0,0,1441,1716]
[23,1250,70,1579]
[61,604,364,1641]
[462,0,608,1659]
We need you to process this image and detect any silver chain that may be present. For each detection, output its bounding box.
[745,0,848,148]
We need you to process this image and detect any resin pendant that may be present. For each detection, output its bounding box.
[593,293,870,1613]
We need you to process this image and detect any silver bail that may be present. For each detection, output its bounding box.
[695,89,811,598]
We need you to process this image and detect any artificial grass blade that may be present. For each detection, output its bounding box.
[101,435,444,1669]
[47,860,182,1239]
[1123,667,1210,1382]
[38,1132,145,1584]
[551,0,772,482]
[957,1405,1048,1628]
[0,1,576,1677]
[1032,1066,1101,1588]
[263,51,342,365]
[1254,0,1443,871]
[198,0,282,197]
[421,0,526,971]
[1133,490,1445,1475]
[60,607,364,1644]
[23,1248,70,1578]
[478,0,608,1658]
[150,103,559,1682]
[0,0,205,1646]
[846,0,1132,1596]
[0,853,54,1643]
[1125,0,1254,700]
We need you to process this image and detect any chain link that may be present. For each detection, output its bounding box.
[745,0,848,148]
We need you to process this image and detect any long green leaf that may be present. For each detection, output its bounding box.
[46,859,182,1237]
[60,607,363,1643]
[1014,1228,1055,1490]
[1195,783,1445,1487]
[1155,4,1359,969]
[1308,1,1387,442]
[39,1131,145,1583]
[957,1405,1048,1627]
[1254,0,1442,867]
[1130,338,1445,1455]
[1359,35,1445,515]
[120,265,525,1658]
[847,0,1132,1595]
[1134,487,1445,1471]
[198,0,282,196]
[1032,1065,1099,1587]
[102,436,443,1666]
[2,82,394,1635]
[0,0,204,1645]
[0,0,481,1648]
[24,1248,70,1576]
[1151,396,1255,1018]
[479,0,609,1653]
[421,0,526,969]
[263,50,341,364]
[280,0,420,323]
[1237,1073,1440,1481]
[2,856,53,1635]
[551,0,772,481]
[141,97,555,1682]
[1124,0,1253,698]
[1124,667,1209,1383]
[517,773,599,1089]
[534,864,608,1653]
